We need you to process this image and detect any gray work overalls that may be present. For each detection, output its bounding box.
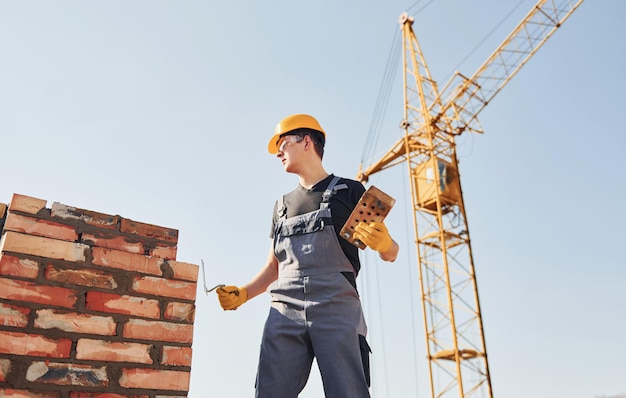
[255,176,371,398]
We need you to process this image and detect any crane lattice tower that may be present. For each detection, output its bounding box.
[357,1,585,397]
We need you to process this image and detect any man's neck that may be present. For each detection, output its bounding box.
[298,167,329,190]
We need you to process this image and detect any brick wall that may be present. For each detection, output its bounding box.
[0,193,199,398]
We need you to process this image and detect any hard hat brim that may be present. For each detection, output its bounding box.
[267,133,282,154]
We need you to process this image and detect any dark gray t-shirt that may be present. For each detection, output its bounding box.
[271,174,366,274]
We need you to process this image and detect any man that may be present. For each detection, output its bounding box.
[217,114,399,398]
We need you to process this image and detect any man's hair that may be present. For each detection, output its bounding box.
[285,128,325,159]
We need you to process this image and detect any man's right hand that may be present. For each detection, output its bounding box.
[216,286,248,310]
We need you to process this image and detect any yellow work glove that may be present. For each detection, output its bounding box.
[354,221,393,253]
[216,286,248,311]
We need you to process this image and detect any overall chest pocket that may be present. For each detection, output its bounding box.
[279,216,333,237]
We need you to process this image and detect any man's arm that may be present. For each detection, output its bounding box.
[378,238,399,262]
[216,241,278,310]
[242,242,279,300]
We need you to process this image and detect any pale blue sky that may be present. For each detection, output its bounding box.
[1,1,624,397]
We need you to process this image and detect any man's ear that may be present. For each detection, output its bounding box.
[303,135,312,150]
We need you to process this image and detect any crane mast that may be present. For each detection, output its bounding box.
[357,1,585,397]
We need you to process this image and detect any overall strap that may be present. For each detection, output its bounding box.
[321,176,348,209]
[276,195,287,220]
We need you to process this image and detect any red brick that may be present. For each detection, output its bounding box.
[82,232,144,255]
[35,309,116,336]
[161,346,192,367]
[132,276,196,301]
[0,277,77,308]
[120,218,178,244]
[86,291,160,319]
[153,395,186,398]
[92,247,163,276]
[0,254,39,279]
[123,319,193,344]
[164,302,195,323]
[0,358,10,382]
[70,393,148,398]
[0,302,30,327]
[0,389,59,398]
[168,260,199,282]
[1,231,88,262]
[76,338,152,364]
[0,331,71,357]
[51,202,119,230]
[9,194,47,215]
[45,265,118,289]
[119,368,190,391]
[26,362,108,387]
[4,213,78,241]
[150,244,177,260]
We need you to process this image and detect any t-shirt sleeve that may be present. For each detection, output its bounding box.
[269,200,278,239]
[351,180,366,205]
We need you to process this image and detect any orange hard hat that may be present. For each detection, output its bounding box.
[267,114,326,154]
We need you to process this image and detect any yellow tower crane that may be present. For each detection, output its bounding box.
[357,1,585,397]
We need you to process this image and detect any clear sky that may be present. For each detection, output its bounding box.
[1,1,624,397]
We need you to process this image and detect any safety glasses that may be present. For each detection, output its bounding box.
[277,135,305,152]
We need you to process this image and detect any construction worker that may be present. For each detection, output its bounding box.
[217,114,399,398]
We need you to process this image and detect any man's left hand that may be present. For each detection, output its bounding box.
[354,221,393,253]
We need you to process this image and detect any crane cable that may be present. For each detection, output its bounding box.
[360,27,401,169]
[360,0,439,169]
[360,3,437,397]
[407,0,438,15]
[359,251,391,398]
[362,0,529,168]
[401,162,422,397]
